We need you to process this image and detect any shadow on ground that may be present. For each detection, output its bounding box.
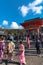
[0,60,20,65]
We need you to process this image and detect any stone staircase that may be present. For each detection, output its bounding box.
[6,40,43,56]
[13,48,43,56]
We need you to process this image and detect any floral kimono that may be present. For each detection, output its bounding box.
[0,41,5,60]
[8,41,15,60]
[19,44,26,65]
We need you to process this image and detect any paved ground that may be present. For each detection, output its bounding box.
[0,55,43,65]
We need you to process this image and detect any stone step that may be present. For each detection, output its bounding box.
[13,48,43,56]
[14,48,43,51]
[25,53,43,56]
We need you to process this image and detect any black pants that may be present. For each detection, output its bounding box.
[36,47,41,54]
[41,42,43,48]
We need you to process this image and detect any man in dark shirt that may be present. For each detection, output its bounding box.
[35,39,41,54]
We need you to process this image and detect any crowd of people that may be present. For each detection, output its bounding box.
[0,36,26,65]
[0,30,43,65]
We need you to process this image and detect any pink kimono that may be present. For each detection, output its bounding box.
[0,41,5,60]
[27,37,30,48]
[19,44,26,64]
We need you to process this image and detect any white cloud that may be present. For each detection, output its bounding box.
[29,0,43,7]
[19,5,29,17]
[32,6,42,14]
[19,25,24,29]
[3,20,8,25]
[10,22,24,29]
[18,0,43,17]
[10,22,19,29]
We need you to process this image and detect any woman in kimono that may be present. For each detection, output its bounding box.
[19,41,26,65]
[0,36,5,61]
[8,39,15,61]
[26,34,30,48]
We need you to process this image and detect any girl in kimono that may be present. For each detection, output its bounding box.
[19,41,26,65]
[8,39,15,61]
[26,34,30,48]
[0,36,5,61]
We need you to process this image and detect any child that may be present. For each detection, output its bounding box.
[18,41,26,65]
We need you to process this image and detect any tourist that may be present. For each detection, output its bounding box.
[8,39,15,61]
[26,34,30,48]
[18,41,26,65]
[0,36,5,62]
[35,38,41,55]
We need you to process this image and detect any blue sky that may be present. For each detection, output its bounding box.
[0,0,43,29]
